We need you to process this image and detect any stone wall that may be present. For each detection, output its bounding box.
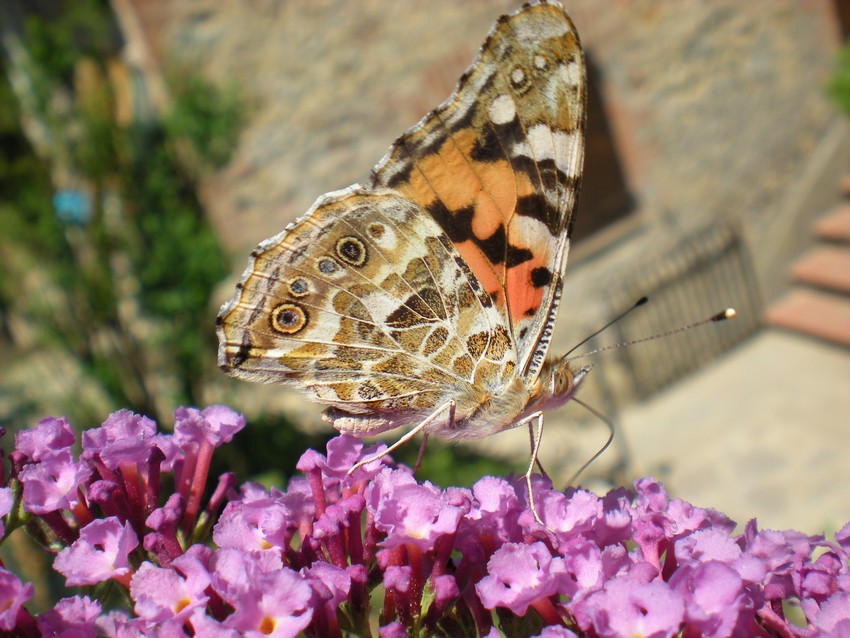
[129,0,844,270]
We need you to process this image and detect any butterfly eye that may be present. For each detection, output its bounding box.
[271,303,308,335]
[336,236,367,267]
[553,368,573,396]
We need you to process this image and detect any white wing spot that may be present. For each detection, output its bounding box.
[560,61,581,87]
[513,124,581,176]
[510,67,526,86]
[488,94,516,125]
[534,54,548,70]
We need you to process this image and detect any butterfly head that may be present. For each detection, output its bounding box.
[531,358,592,413]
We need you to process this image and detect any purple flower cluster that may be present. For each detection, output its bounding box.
[0,408,848,637]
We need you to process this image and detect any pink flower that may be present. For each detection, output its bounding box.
[211,549,313,637]
[322,434,388,482]
[82,409,159,469]
[213,496,292,552]
[810,592,850,636]
[379,621,408,638]
[669,561,751,637]
[54,517,138,586]
[15,416,75,461]
[37,595,102,637]
[6,408,850,637]
[173,405,244,448]
[0,487,13,537]
[476,541,568,616]
[0,568,33,631]
[454,476,524,565]
[188,608,240,637]
[130,553,211,623]
[367,468,464,552]
[575,574,685,638]
[19,449,91,515]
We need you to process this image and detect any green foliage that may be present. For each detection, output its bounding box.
[828,41,850,117]
[0,69,56,344]
[119,124,229,397]
[166,72,244,170]
[23,0,112,86]
[0,1,238,427]
[395,439,510,488]
[0,70,63,256]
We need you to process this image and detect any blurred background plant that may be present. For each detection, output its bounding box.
[828,40,850,116]
[1,1,234,427]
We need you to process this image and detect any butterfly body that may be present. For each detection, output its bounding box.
[217,1,587,446]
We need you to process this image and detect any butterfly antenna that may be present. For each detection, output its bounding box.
[563,296,649,358]
[562,304,736,484]
[566,307,736,363]
[565,397,615,485]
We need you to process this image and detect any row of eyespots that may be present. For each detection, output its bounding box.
[270,229,381,335]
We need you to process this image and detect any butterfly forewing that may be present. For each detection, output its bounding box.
[372,0,586,380]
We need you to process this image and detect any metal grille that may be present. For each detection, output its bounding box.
[591,222,762,406]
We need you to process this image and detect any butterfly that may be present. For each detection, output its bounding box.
[217,0,589,508]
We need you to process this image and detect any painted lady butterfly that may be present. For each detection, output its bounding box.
[217,1,589,485]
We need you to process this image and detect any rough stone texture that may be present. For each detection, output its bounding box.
[132,0,515,256]
[571,2,839,231]
[130,1,842,260]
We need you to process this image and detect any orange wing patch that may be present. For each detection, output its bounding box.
[393,127,536,310]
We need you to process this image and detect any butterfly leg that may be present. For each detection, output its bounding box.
[413,433,430,474]
[511,411,546,525]
[526,412,546,526]
[347,400,456,475]
[527,422,550,479]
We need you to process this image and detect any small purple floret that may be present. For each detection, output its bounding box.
[54,517,138,586]
[37,595,102,637]
[476,541,567,616]
[0,568,33,631]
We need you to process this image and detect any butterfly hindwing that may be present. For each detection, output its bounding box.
[217,188,517,431]
[372,0,586,381]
